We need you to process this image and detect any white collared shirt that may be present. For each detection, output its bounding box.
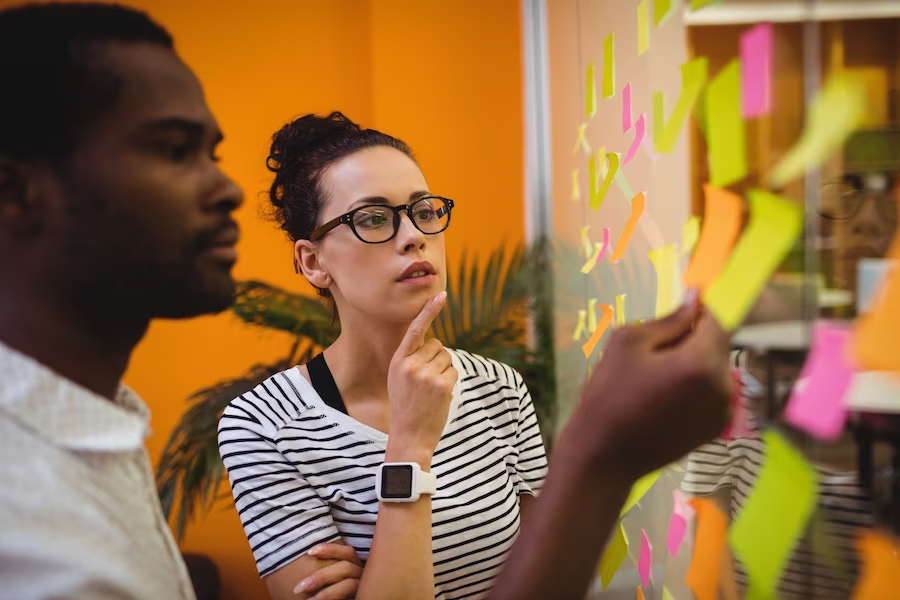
[0,341,196,600]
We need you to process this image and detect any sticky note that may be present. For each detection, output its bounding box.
[852,531,900,600]
[639,531,652,587]
[580,226,593,258]
[623,114,645,165]
[721,369,753,441]
[572,309,586,341]
[703,189,803,331]
[667,509,687,557]
[586,62,597,118]
[603,34,615,99]
[654,57,708,153]
[597,227,611,263]
[785,322,854,440]
[686,498,727,600]
[581,243,603,274]
[649,244,678,317]
[684,184,742,289]
[681,215,701,256]
[707,59,747,188]
[741,23,773,117]
[610,192,645,262]
[770,74,865,187]
[588,298,598,332]
[599,521,629,590]
[623,83,633,132]
[582,304,613,359]
[654,0,673,25]
[691,0,722,9]
[589,152,619,210]
[573,122,591,155]
[853,234,900,372]
[615,166,635,201]
[730,431,817,599]
[621,469,662,516]
[663,588,675,600]
[637,0,649,55]
[616,294,626,325]
[571,169,580,201]
[637,586,646,600]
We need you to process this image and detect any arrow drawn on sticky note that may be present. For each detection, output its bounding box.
[582,304,613,359]
[686,498,727,600]
[684,184,743,289]
[654,57,708,153]
[598,521,629,590]
[589,152,619,210]
[623,114,645,165]
[609,192,645,262]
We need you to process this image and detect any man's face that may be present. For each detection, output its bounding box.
[42,41,243,320]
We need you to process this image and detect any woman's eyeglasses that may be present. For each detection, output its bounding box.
[819,179,898,223]
[308,196,455,244]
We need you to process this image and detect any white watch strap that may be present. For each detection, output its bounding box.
[418,470,437,495]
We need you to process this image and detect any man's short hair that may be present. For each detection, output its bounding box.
[0,3,173,162]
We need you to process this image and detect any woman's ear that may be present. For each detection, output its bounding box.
[295,239,332,290]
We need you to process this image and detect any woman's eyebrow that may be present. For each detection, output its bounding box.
[350,190,431,209]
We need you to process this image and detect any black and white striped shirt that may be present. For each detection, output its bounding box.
[219,349,548,599]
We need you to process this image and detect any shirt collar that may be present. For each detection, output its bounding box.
[0,340,150,452]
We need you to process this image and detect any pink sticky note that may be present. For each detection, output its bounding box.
[596,227,611,263]
[740,23,773,118]
[721,369,748,441]
[623,83,633,132]
[667,513,687,557]
[639,530,652,588]
[623,114,645,165]
[784,322,855,441]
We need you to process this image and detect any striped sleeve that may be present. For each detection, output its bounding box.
[512,369,548,496]
[218,406,341,577]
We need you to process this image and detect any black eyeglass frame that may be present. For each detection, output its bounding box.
[308,196,455,244]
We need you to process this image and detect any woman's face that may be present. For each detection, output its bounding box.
[299,145,448,326]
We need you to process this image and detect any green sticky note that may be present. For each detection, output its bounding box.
[653,57,708,153]
[599,521,629,589]
[589,152,618,210]
[603,33,615,99]
[637,0,649,55]
[770,73,865,188]
[620,469,661,516]
[729,431,818,598]
[690,0,721,9]
[654,0,673,25]
[707,59,747,187]
[586,62,597,118]
[704,189,803,331]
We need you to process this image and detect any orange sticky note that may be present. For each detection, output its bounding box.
[852,531,900,600]
[582,304,613,359]
[686,498,727,600]
[684,184,742,289]
[853,234,900,372]
[610,193,645,262]
[637,586,646,600]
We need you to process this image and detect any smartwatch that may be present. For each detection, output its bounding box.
[375,462,437,503]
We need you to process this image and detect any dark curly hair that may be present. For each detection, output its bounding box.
[266,111,416,300]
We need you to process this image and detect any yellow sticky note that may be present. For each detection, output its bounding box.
[691,0,721,9]
[649,244,678,318]
[571,169,580,201]
[580,226,593,259]
[637,0,649,55]
[572,309,586,341]
[586,62,597,118]
[599,521,629,590]
[588,298,598,332]
[707,59,747,188]
[654,57,708,153]
[663,588,676,600]
[730,431,818,599]
[686,498,727,600]
[852,531,900,600]
[621,469,661,516]
[589,152,619,211]
[853,234,900,371]
[603,33,615,99]
[573,122,591,155]
[616,294,626,326]
[770,74,865,187]
[581,243,603,274]
[684,184,743,290]
[654,0,673,25]
[682,215,701,256]
[704,189,803,331]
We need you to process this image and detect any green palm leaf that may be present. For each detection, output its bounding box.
[230,280,340,345]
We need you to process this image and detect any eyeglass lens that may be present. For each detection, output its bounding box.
[351,197,450,243]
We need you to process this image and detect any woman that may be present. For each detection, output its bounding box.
[219,112,548,600]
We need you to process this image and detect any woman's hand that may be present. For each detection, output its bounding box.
[293,543,362,600]
[386,291,457,461]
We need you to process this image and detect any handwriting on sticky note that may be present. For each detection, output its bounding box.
[686,498,727,600]
[623,83,633,132]
[603,34,615,99]
[684,184,742,289]
[572,309,586,341]
[597,227,611,264]
[623,114,645,165]
[704,189,803,331]
[730,431,817,599]
[639,530,652,587]
[682,215,701,256]
[581,243,603,274]
[610,192,645,262]
[621,469,661,516]
[770,74,865,187]
[649,244,678,318]
[586,62,597,119]
[654,57,708,153]
[582,304,612,359]
[785,322,854,440]
[741,23,773,117]
[707,59,747,188]
[637,0,649,56]
[590,152,619,210]
[853,234,900,372]
[571,169,580,201]
[852,531,900,600]
[616,293,626,326]
[599,521,629,590]
[654,0,672,25]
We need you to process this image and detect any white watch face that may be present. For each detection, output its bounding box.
[380,464,414,499]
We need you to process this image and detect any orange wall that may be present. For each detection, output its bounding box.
[113,1,524,598]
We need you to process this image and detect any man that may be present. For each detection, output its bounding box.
[0,4,732,599]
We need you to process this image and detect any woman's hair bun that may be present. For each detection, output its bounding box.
[266,111,361,174]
